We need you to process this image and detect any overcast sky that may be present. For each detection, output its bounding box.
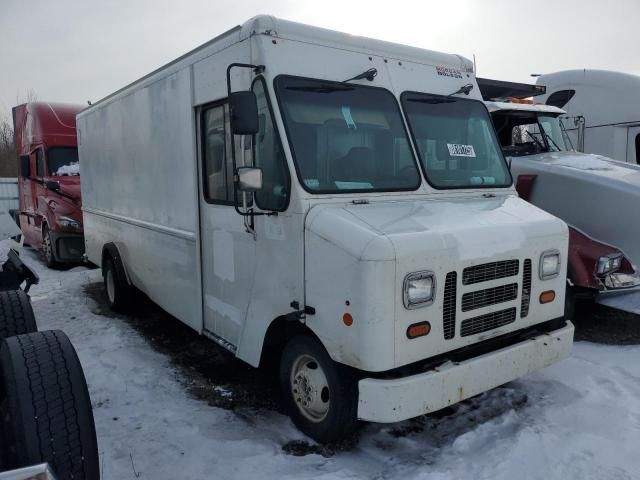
[1,0,639,118]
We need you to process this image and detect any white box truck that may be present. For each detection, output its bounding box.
[77,16,573,443]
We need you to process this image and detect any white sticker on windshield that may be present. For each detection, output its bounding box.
[447,143,476,157]
[341,106,357,130]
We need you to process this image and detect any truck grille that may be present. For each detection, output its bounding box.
[462,260,519,285]
[460,308,517,337]
[443,272,457,340]
[520,259,532,318]
[461,283,518,312]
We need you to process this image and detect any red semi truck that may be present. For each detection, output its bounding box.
[12,102,85,267]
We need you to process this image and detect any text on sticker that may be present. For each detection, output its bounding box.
[447,144,476,157]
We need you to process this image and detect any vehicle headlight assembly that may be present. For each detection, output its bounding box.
[597,253,623,275]
[58,216,81,229]
[403,271,436,309]
[539,250,561,280]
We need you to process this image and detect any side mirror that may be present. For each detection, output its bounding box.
[236,167,263,192]
[19,156,29,178]
[229,91,259,135]
[46,180,60,192]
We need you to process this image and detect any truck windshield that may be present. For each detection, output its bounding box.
[401,93,511,189]
[274,76,421,193]
[492,112,569,157]
[47,147,79,176]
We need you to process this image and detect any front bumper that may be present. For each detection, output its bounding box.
[357,321,574,422]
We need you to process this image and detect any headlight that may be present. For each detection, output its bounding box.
[597,254,623,275]
[539,250,561,280]
[58,216,81,229]
[403,271,436,309]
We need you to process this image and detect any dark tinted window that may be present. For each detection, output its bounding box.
[35,149,44,177]
[546,90,575,109]
[47,147,79,176]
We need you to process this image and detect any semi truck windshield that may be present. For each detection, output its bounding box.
[48,147,79,176]
[401,93,511,189]
[492,112,570,157]
[274,76,421,193]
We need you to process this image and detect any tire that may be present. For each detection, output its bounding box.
[565,285,576,322]
[0,330,99,479]
[103,255,133,312]
[42,226,58,269]
[279,335,359,443]
[0,290,37,340]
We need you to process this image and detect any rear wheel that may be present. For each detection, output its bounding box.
[0,290,37,340]
[279,335,359,443]
[103,256,133,312]
[0,330,99,479]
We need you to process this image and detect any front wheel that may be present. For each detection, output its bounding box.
[279,335,359,443]
[42,227,58,269]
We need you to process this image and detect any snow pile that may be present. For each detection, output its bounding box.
[55,162,80,176]
[7,243,640,479]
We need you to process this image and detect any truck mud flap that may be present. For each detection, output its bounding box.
[596,290,640,315]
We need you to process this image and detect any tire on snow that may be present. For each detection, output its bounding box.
[0,290,37,340]
[279,335,359,443]
[103,255,134,312]
[0,330,99,479]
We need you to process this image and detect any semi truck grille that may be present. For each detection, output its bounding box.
[461,283,518,312]
[460,308,517,337]
[443,272,457,340]
[462,260,519,285]
[520,259,532,318]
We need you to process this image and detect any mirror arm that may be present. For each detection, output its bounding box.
[227,61,276,223]
[226,63,266,98]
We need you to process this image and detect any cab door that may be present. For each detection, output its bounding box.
[197,101,256,348]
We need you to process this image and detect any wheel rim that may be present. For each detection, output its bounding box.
[290,353,330,422]
[106,267,116,304]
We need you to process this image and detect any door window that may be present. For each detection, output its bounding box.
[635,134,640,165]
[202,104,234,203]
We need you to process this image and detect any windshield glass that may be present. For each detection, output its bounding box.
[492,112,569,157]
[274,76,421,193]
[47,147,79,176]
[401,93,511,189]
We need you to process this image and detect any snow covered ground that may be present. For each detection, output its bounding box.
[10,243,640,479]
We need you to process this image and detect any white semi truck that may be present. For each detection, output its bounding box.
[536,69,640,164]
[78,16,573,442]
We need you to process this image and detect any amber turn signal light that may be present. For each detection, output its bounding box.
[343,313,353,326]
[407,321,431,339]
[539,290,556,304]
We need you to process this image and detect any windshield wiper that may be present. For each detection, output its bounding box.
[342,68,378,83]
[542,131,562,151]
[525,130,546,151]
[447,83,474,97]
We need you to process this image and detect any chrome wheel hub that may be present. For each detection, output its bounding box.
[290,354,330,422]
[106,268,116,304]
